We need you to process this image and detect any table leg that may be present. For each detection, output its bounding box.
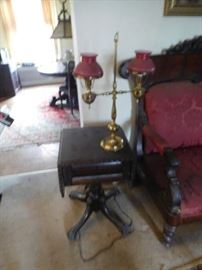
[68,205,93,240]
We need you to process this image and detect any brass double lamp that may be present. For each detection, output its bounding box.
[74,33,155,152]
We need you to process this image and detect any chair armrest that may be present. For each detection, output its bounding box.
[142,124,180,167]
[142,124,181,215]
[142,124,170,155]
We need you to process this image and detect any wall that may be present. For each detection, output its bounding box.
[0,15,9,50]
[71,0,202,143]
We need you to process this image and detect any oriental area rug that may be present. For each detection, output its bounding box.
[0,85,80,150]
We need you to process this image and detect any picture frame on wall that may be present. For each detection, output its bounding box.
[164,0,202,16]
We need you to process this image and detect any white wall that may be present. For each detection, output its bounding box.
[0,12,9,51]
[71,0,202,143]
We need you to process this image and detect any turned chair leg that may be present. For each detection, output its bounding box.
[163,223,177,247]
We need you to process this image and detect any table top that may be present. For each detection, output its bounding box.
[58,126,133,166]
[37,61,68,77]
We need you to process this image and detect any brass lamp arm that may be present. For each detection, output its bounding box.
[96,89,131,96]
[116,90,131,95]
[96,90,113,96]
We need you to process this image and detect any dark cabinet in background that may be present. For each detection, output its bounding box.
[0,63,21,98]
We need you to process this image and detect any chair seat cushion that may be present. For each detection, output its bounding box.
[145,81,202,153]
[144,146,202,221]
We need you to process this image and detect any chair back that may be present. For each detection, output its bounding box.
[144,81,202,153]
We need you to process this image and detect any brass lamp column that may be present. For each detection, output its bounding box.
[100,33,124,151]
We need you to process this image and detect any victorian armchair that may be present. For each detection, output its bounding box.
[120,36,202,246]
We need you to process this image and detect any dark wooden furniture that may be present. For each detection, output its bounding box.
[120,36,202,87]
[50,61,78,114]
[38,61,78,114]
[58,126,134,240]
[119,35,202,246]
[0,63,21,98]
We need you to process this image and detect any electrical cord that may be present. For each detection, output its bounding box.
[78,231,123,262]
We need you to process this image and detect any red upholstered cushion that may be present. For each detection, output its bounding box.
[145,81,202,153]
[144,146,202,221]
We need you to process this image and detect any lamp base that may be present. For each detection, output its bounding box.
[100,132,124,152]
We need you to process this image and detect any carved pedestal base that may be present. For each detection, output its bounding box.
[67,184,134,240]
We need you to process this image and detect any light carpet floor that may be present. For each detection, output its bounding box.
[0,171,202,270]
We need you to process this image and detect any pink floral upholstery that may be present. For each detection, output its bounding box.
[144,146,202,221]
[145,81,202,153]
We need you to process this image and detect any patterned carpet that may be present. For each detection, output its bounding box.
[0,86,80,150]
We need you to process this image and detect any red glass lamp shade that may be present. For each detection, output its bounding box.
[74,53,103,79]
[128,50,155,74]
